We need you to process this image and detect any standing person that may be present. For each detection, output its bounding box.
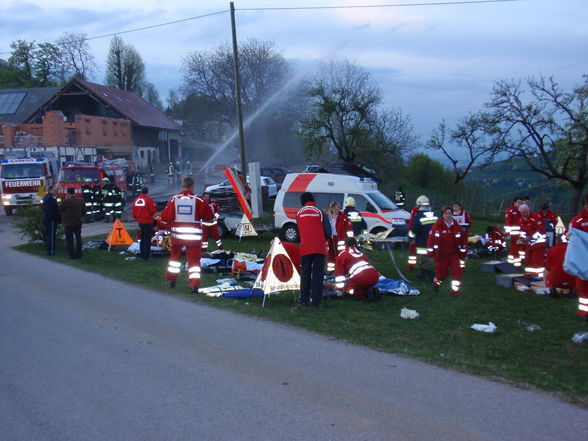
[343,197,367,236]
[132,186,157,261]
[112,183,124,220]
[452,202,472,230]
[149,165,155,183]
[59,187,86,259]
[394,186,406,208]
[167,162,175,185]
[409,195,438,279]
[175,160,182,184]
[505,196,523,268]
[101,177,115,222]
[406,199,421,270]
[201,192,223,252]
[518,204,547,278]
[296,192,332,308]
[427,206,468,296]
[566,194,588,320]
[326,201,353,272]
[41,185,61,256]
[160,177,213,294]
[186,160,193,177]
[80,182,95,223]
[334,237,380,300]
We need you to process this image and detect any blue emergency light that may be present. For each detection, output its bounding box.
[1,160,7,164]
[35,157,46,162]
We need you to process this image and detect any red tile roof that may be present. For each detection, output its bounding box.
[75,79,182,131]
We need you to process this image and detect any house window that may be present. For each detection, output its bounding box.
[102,120,107,136]
[85,118,91,135]
[158,130,168,141]
[113,121,118,136]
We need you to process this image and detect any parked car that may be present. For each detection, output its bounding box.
[260,167,289,186]
[204,176,278,198]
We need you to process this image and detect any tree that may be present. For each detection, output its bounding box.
[180,38,290,125]
[487,75,588,211]
[298,59,413,172]
[8,40,36,84]
[143,82,163,110]
[105,36,145,95]
[33,42,61,86]
[403,153,453,191]
[427,113,501,184]
[55,32,96,80]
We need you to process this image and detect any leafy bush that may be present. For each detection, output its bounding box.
[12,206,62,243]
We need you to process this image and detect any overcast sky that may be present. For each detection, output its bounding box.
[2,0,586,156]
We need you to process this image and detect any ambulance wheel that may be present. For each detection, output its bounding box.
[281,223,299,242]
[4,207,13,216]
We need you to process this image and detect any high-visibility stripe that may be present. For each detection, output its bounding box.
[167,267,180,274]
[579,298,588,305]
[172,233,202,241]
[416,248,428,255]
[172,226,202,234]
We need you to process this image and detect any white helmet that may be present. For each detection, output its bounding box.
[416,195,430,206]
[344,197,356,207]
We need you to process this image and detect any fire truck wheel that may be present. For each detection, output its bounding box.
[4,207,13,216]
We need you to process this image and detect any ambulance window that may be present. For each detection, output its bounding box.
[348,194,376,212]
[284,192,302,207]
[313,193,343,210]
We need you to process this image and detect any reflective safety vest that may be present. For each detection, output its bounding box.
[334,246,378,289]
[171,195,202,241]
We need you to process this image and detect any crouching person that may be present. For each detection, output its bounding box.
[334,237,380,300]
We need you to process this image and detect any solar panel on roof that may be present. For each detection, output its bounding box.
[0,92,27,114]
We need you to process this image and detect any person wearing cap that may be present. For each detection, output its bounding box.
[427,205,468,297]
[100,177,115,222]
[167,162,175,185]
[409,195,437,280]
[132,186,158,260]
[394,186,406,208]
[343,196,367,236]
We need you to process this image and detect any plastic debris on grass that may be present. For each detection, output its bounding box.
[124,256,136,261]
[400,307,419,319]
[471,322,497,333]
[525,324,541,332]
[572,332,588,343]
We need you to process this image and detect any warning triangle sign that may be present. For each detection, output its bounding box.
[105,219,134,246]
[254,238,300,295]
[235,214,258,238]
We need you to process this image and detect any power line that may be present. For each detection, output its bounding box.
[0,0,519,56]
[0,9,228,55]
[238,0,519,11]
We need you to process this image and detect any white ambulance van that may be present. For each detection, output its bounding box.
[273,173,410,242]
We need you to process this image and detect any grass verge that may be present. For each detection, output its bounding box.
[16,232,588,406]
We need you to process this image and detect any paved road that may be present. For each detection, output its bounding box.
[0,213,586,441]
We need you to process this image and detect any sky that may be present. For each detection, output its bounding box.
[1,0,587,159]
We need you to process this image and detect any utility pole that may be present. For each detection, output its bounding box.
[230,2,246,175]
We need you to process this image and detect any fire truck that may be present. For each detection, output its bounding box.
[0,156,59,215]
[54,162,129,201]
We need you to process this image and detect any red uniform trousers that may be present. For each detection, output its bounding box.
[507,241,523,267]
[545,269,577,291]
[524,246,546,278]
[327,238,337,272]
[166,238,202,288]
[433,252,465,296]
[578,279,588,318]
[407,242,417,269]
[347,267,380,299]
[201,223,222,252]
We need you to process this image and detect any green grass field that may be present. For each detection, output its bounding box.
[16,229,588,406]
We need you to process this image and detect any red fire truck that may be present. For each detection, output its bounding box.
[54,162,129,201]
[0,157,59,215]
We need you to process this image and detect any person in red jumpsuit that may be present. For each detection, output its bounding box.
[545,233,577,297]
[201,192,223,252]
[160,177,213,293]
[427,205,468,297]
[334,237,380,300]
[568,194,588,320]
[537,202,559,248]
[452,202,472,230]
[483,225,506,255]
[518,204,547,278]
[505,196,523,268]
[326,201,353,272]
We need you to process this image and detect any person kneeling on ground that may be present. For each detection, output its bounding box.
[334,237,380,301]
[545,233,577,298]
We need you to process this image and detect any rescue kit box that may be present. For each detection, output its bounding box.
[496,273,526,288]
[480,260,505,272]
